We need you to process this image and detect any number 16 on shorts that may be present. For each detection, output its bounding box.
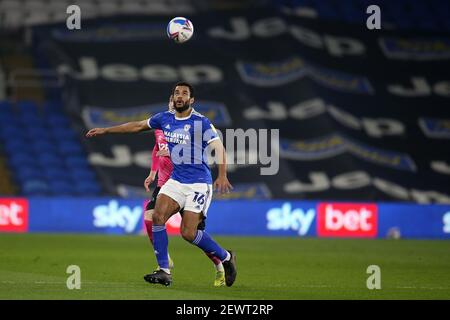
[192,192,206,211]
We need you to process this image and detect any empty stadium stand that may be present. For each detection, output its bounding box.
[0,99,101,196]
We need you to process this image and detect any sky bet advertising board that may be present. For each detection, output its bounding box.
[0,198,449,239]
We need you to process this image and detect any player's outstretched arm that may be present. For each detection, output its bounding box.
[85,119,150,138]
[209,139,233,193]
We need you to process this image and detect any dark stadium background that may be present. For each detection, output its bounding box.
[0,0,449,300]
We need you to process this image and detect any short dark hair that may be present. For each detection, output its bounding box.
[172,81,195,98]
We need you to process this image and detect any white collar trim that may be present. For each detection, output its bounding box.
[175,108,194,120]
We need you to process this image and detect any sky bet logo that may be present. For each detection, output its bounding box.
[317,203,378,238]
[93,200,142,233]
[266,202,315,236]
[266,202,378,237]
[0,199,28,233]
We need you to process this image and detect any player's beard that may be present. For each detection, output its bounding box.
[174,101,191,113]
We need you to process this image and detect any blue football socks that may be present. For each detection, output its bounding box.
[191,230,228,261]
[152,224,169,270]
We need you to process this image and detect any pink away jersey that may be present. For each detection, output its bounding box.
[152,129,173,187]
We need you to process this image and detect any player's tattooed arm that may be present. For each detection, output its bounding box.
[209,139,233,193]
[85,119,151,137]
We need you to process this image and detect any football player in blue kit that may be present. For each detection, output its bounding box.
[86,82,237,287]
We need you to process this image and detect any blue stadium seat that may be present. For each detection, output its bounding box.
[49,180,75,195]
[25,122,47,131]
[46,115,70,128]
[21,179,49,195]
[0,102,15,119]
[57,141,84,156]
[0,114,20,129]
[43,167,71,180]
[16,100,39,115]
[0,102,16,121]
[65,155,90,168]
[37,153,64,167]
[75,181,101,195]
[19,113,46,127]
[32,140,59,154]
[9,153,36,168]
[0,125,27,140]
[15,166,46,182]
[70,168,96,180]
[0,100,13,112]
[4,139,31,155]
[24,126,52,141]
[43,101,64,116]
[50,126,78,140]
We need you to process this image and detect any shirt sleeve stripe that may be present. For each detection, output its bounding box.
[147,118,152,128]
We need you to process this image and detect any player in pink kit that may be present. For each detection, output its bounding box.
[143,100,225,287]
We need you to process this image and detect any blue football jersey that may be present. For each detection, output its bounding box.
[147,108,220,184]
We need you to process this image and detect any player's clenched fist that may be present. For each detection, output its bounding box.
[86,128,107,138]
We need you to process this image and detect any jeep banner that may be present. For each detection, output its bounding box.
[31,9,450,202]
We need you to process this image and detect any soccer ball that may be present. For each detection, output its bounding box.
[167,17,194,43]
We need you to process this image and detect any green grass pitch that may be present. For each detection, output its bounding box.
[0,233,449,299]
